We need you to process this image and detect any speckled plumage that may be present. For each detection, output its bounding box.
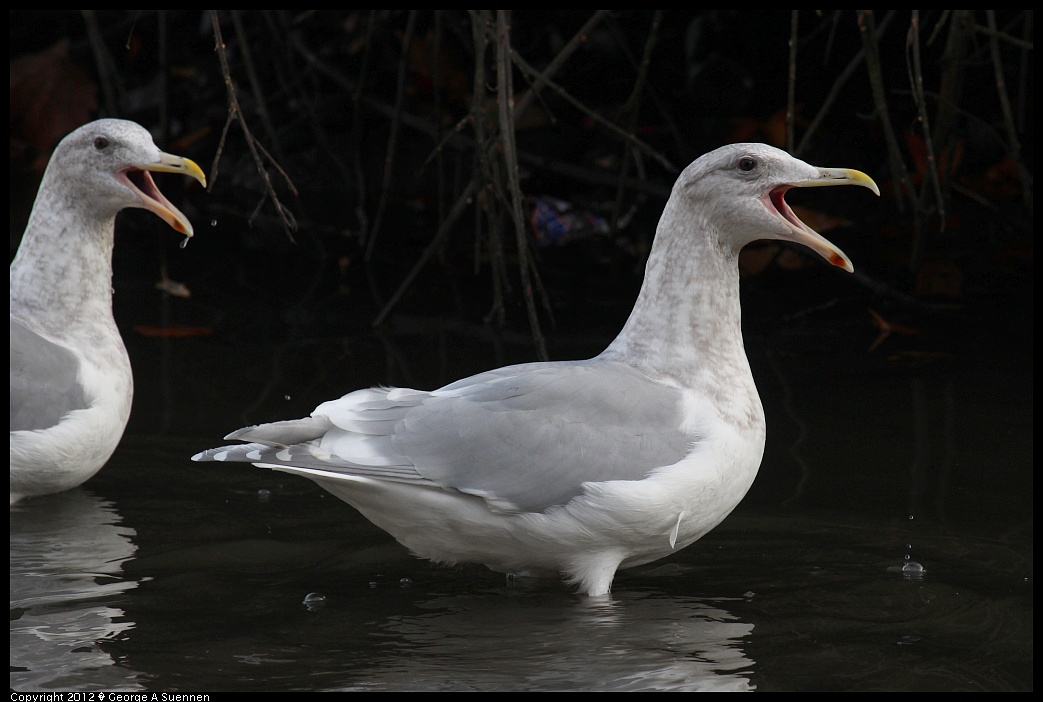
[10,119,206,504]
[194,143,878,595]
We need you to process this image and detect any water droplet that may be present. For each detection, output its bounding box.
[902,561,926,581]
[303,592,326,611]
[180,237,190,249]
[284,395,291,401]
[211,219,218,227]
[908,514,915,520]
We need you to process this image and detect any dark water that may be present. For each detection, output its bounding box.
[10,242,1033,692]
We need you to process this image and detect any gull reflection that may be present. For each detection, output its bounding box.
[10,489,144,692]
[331,584,755,691]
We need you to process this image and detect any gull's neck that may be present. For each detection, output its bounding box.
[10,175,120,341]
[599,195,761,427]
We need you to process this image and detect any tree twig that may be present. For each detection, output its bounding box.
[857,9,920,265]
[209,10,299,240]
[971,15,1035,49]
[797,10,896,157]
[610,10,662,234]
[906,9,946,245]
[496,10,549,361]
[787,10,799,153]
[365,10,418,261]
[469,11,507,328]
[510,10,612,124]
[985,10,1033,211]
[372,178,481,327]
[80,10,121,117]
[510,50,675,173]
[230,10,286,165]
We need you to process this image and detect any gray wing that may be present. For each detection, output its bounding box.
[196,360,693,513]
[397,361,691,510]
[10,316,88,432]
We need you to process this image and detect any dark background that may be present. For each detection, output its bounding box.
[10,11,1033,363]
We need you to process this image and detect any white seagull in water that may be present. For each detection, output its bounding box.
[10,119,206,504]
[193,143,877,595]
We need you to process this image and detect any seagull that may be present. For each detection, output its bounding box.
[10,119,206,504]
[193,143,878,595]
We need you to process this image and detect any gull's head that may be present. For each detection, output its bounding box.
[46,118,207,237]
[674,142,879,273]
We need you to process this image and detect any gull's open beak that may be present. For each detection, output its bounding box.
[122,152,207,237]
[768,167,879,273]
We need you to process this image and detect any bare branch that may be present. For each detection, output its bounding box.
[972,15,1035,49]
[510,50,675,173]
[906,11,946,230]
[985,10,1033,211]
[787,11,799,153]
[209,10,299,240]
[365,10,418,261]
[230,10,286,164]
[511,10,613,124]
[797,10,896,157]
[372,178,482,327]
[610,10,663,234]
[497,10,549,361]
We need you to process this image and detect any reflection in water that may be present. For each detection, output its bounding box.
[10,489,144,692]
[899,376,957,579]
[906,376,957,519]
[331,589,755,691]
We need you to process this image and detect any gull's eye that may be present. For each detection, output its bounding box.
[93,136,110,150]
[738,157,758,172]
